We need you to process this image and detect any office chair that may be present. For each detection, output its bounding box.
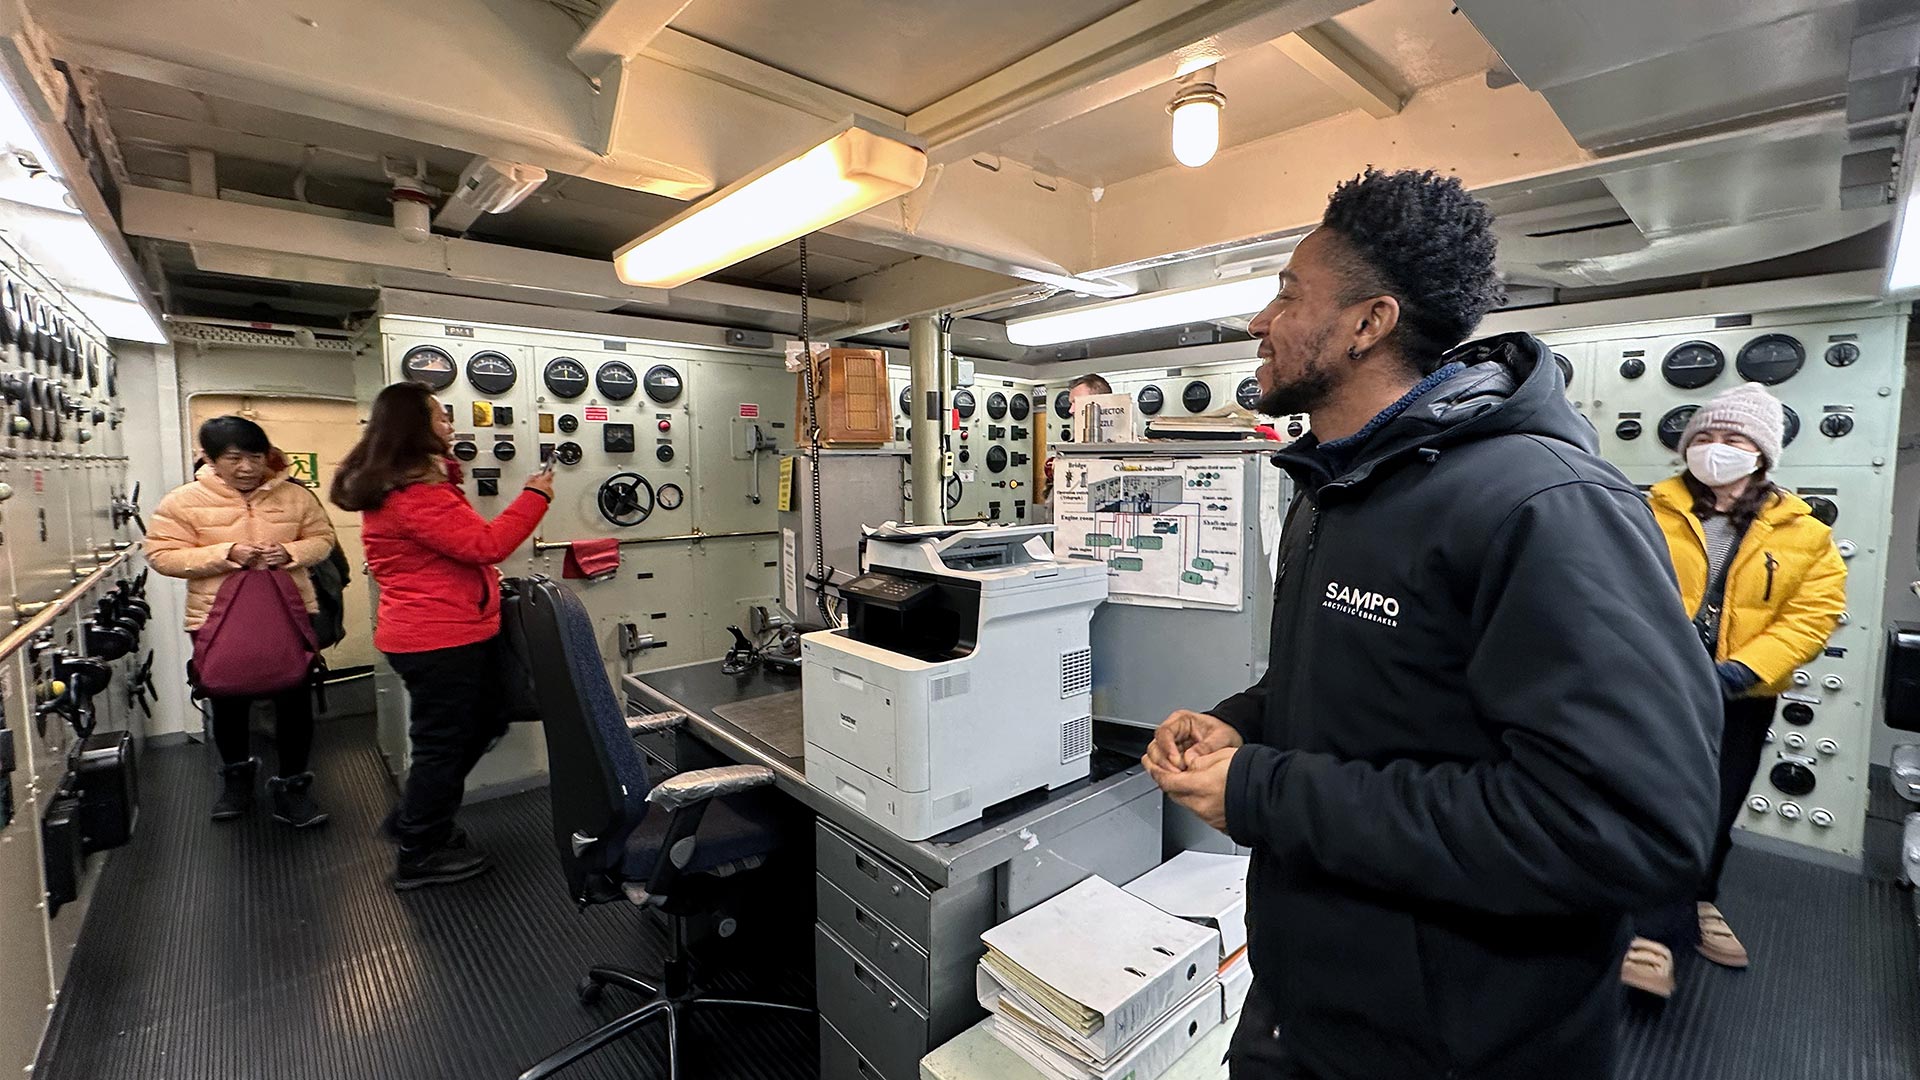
[507,577,812,1080]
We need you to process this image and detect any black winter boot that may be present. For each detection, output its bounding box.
[267,772,330,829]
[211,759,256,821]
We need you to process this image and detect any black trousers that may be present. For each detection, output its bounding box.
[209,688,314,776]
[385,638,510,852]
[1228,990,1319,1080]
[1640,694,1777,948]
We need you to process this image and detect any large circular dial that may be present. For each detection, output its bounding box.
[986,445,1009,473]
[1661,341,1724,389]
[1782,404,1801,447]
[543,357,589,399]
[642,364,683,404]
[1137,384,1165,415]
[953,389,976,419]
[401,345,458,390]
[1657,405,1698,450]
[465,350,518,395]
[1182,380,1212,413]
[657,483,684,510]
[1054,390,1072,419]
[1236,376,1261,410]
[596,360,639,401]
[899,386,913,416]
[1009,393,1031,421]
[1736,334,1804,385]
[986,392,1008,420]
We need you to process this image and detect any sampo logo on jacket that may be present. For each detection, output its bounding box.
[1324,582,1401,627]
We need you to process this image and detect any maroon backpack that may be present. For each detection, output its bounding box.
[191,569,320,698]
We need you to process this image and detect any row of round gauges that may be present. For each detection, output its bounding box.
[1626,402,1854,451]
[0,277,114,393]
[1626,335,1860,390]
[398,346,684,404]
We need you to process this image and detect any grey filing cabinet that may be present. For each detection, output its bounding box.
[815,818,997,1080]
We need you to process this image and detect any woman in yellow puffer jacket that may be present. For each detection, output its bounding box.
[147,416,336,828]
[1622,383,1845,999]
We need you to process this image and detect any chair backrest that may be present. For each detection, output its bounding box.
[504,576,651,902]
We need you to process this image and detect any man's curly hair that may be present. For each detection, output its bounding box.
[1319,168,1502,373]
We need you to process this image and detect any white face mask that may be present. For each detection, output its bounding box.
[1687,443,1760,488]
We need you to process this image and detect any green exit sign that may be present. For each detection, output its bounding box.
[283,452,320,485]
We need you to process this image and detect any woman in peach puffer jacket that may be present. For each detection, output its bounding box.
[147,416,335,828]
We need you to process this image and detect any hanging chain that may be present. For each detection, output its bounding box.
[797,235,832,625]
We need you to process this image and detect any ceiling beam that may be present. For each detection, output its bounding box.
[568,0,695,73]
[119,185,857,324]
[641,29,906,128]
[816,258,1028,337]
[1271,25,1402,119]
[905,0,1361,164]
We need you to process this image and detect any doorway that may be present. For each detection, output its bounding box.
[186,394,372,672]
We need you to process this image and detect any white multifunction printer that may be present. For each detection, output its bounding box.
[801,523,1109,841]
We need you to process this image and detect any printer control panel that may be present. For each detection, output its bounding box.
[843,572,935,609]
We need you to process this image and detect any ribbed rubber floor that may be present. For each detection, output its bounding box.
[1616,843,1920,1080]
[34,715,815,1080]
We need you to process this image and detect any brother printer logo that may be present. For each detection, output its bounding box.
[1323,582,1400,627]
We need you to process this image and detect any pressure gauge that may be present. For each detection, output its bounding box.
[1182,380,1213,413]
[953,389,976,419]
[1137,384,1165,415]
[400,345,458,391]
[465,350,518,395]
[1660,341,1724,389]
[1656,405,1698,450]
[1009,393,1031,421]
[1236,376,1262,410]
[596,360,639,402]
[986,392,1008,420]
[1054,390,1072,419]
[642,364,683,404]
[543,357,589,399]
[899,386,913,417]
[986,445,1008,473]
[1735,334,1804,385]
[1782,404,1800,447]
[657,483,684,510]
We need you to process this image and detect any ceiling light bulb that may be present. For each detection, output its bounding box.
[1169,84,1225,169]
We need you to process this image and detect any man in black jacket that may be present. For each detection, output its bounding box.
[1145,169,1721,1080]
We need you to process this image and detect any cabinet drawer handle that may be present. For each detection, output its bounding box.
[854,853,881,881]
[853,905,881,940]
[853,962,877,994]
[856,1058,882,1080]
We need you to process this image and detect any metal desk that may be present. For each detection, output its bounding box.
[624,661,1164,1080]
[623,664,1161,889]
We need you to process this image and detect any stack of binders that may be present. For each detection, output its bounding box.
[976,876,1221,1080]
[1124,851,1254,1020]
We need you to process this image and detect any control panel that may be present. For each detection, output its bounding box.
[1546,305,1908,860]
[887,365,1040,525]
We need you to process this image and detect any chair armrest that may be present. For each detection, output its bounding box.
[646,764,775,813]
[626,710,688,735]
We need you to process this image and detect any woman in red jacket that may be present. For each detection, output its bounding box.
[331,381,553,892]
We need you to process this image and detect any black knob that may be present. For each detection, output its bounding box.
[557,414,579,434]
[656,444,675,463]
[452,440,478,461]
[1620,358,1645,379]
[554,441,582,466]
[1614,419,1642,441]
[1818,414,1854,438]
[958,448,970,464]
[1803,496,1838,527]
[491,441,516,461]
[1781,702,1815,726]
[1769,761,1816,797]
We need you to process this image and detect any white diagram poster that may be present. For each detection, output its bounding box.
[1054,455,1245,610]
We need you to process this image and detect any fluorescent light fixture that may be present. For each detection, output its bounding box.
[0,71,165,342]
[1005,274,1278,347]
[614,119,927,289]
[1890,172,1920,294]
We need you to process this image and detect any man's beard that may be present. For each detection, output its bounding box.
[1254,325,1338,418]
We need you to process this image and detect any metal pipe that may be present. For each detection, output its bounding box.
[530,529,777,554]
[2,551,130,652]
[908,315,943,525]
